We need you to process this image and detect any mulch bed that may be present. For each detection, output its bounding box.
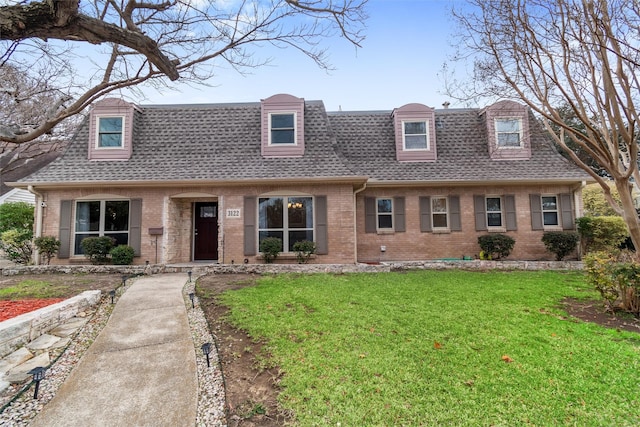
[0,299,65,322]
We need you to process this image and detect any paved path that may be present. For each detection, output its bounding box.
[30,274,197,427]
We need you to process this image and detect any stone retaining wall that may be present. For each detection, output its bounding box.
[0,291,101,358]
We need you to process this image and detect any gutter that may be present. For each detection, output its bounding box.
[27,185,43,265]
[353,182,368,263]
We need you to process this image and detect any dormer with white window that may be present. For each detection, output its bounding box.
[88,98,137,161]
[482,100,531,160]
[392,103,437,162]
[261,94,305,157]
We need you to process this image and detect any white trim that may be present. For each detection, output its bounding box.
[494,117,523,148]
[257,195,314,253]
[73,199,131,256]
[376,197,394,231]
[401,119,430,151]
[485,195,504,228]
[267,112,297,146]
[95,115,126,149]
[541,194,560,227]
[431,196,449,230]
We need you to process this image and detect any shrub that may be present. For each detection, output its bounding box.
[576,216,629,253]
[110,245,135,265]
[260,237,282,264]
[34,236,61,265]
[81,236,116,264]
[0,229,33,264]
[0,201,34,234]
[477,234,515,260]
[541,231,579,260]
[293,240,316,264]
[584,251,640,316]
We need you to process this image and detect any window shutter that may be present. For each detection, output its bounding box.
[394,197,406,232]
[58,200,72,259]
[419,196,432,232]
[505,195,517,231]
[449,196,461,231]
[529,194,543,230]
[560,193,574,230]
[364,197,376,233]
[244,197,257,256]
[315,196,328,255]
[473,195,486,231]
[129,199,142,256]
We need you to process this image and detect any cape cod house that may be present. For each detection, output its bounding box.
[11,94,592,265]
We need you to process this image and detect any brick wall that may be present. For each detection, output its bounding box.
[357,184,583,262]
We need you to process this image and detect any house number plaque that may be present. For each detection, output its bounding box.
[226,208,241,218]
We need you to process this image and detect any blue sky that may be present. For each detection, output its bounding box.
[138,0,460,112]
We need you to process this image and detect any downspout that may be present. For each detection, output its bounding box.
[353,182,367,264]
[27,185,44,265]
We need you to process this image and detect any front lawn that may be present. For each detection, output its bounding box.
[219,270,640,426]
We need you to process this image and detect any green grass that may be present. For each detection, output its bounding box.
[0,280,68,299]
[220,270,640,426]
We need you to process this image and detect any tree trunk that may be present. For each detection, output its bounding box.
[614,178,640,260]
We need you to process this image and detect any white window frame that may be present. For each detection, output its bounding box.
[96,115,125,149]
[376,198,394,231]
[73,199,130,256]
[541,195,560,227]
[402,120,429,150]
[258,196,314,253]
[431,196,449,230]
[486,196,504,229]
[495,118,523,148]
[268,112,297,146]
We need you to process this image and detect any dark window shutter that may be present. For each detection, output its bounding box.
[449,196,461,231]
[129,199,142,256]
[394,197,406,232]
[315,196,328,255]
[505,195,517,231]
[58,200,72,259]
[419,196,432,232]
[244,197,257,256]
[530,194,543,230]
[474,195,486,231]
[560,193,575,230]
[364,197,376,233]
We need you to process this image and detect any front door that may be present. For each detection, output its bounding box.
[194,202,218,260]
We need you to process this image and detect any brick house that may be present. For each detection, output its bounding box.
[11,94,592,265]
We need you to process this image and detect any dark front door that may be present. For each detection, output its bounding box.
[194,202,218,260]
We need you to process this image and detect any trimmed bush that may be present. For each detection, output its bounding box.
[0,229,33,264]
[260,237,282,263]
[0,201,34,234]
[576,216,629,253]
[584,251,640,316]
[542,231,579,260]
[110,245,135,265]
[34,236,61,265]
[477,234,515,260]
[293,240,316,264]
[81,236,116,264]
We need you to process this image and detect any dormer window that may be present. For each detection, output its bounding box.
[261,94,305,157]
[88,98,137,161]
[270,113,296,145]
[98,117,124,148]
[403,121,429,150]
[482,100,531,160]
[495,118,522,148]
[392,103,437,162]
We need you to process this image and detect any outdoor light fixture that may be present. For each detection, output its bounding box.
[28,367,46,399]
[189,292,195,308]
[121,274,127,286]
[201,342,212,368]
[109,290,116,304]
[188,271,192,282]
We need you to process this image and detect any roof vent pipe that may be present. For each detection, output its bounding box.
[442,101,450,109]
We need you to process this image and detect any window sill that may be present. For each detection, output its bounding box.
[376,229,395,235]
[432,228,451,234]
[486,227,507,233]
[543,226,563,231]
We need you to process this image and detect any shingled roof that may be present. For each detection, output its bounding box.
[17,99,590,186]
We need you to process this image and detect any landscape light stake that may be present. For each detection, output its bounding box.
[121,275,127,287]
[201,343,211,368]
[189,292,195,308]
[109,290,116,304]
[188,271,192,282]
[28,367,46,399]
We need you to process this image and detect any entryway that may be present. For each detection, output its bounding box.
[194,202,219,260]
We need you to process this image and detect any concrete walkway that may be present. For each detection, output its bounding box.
[30,274,197,427]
